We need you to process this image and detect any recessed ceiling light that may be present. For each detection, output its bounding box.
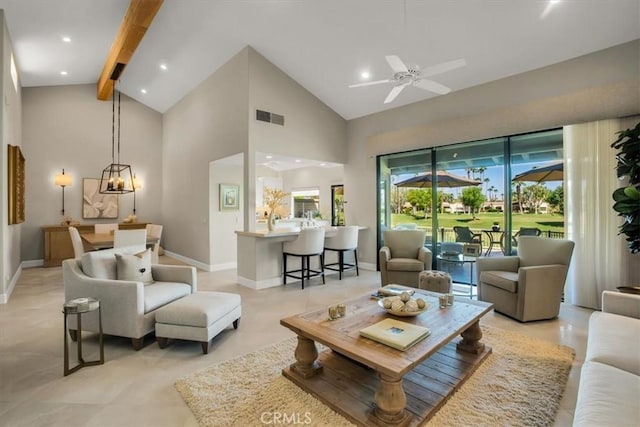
[160,64,168,71]
[140,89,147,94]
[295,159,301,163]
[361,71,370,79]
[62,36,71,43]
[60,71,68,75]
[320,163,326,166]
[266,155,273,159]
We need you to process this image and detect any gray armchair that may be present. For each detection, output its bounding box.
[379,230,432,288]
[476,236,574,322]
[63,247,197,350]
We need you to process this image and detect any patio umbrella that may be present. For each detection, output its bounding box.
[512,160,563,183]
[394,170,482,188]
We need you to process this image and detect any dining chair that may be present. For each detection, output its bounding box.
[113,229,147,253]
[68,226,85,258]
[324,226,359,280]
[146,224,163,263]
[95,223,119,234]
[283,228,326,289]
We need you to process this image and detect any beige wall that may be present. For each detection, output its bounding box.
[20,85,163,262]
[1,12,22,300]
[246,47,347,231]
[209,157,244,270]
[162,48,250,267]
[163,47,347,265]
[345,40,640,264]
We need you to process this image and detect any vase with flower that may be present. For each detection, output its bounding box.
[263,187,289,232]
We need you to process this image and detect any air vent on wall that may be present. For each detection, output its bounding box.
[256,109,285,126]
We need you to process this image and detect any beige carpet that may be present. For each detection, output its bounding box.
[175,326,575,427]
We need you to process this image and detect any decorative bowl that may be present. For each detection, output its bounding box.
[378,298,428,317]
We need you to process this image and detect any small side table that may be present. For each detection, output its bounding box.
[63,297,104,376]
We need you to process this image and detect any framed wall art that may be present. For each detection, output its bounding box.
[220,183,239,211]
[83,178,119,219]
[8,145,25,224]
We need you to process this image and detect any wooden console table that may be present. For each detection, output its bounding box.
[43,223,148,267]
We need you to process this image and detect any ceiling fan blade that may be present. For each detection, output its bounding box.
[348,79,392,88]
[414,78,451,95]
[384,85,405,104]
[385,55,409,73]
[421,58,466,78]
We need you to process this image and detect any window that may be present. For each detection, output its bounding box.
[291,188,320,218]
[377,128,563,270]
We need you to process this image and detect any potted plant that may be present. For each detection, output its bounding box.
[492,221,500,231]
[611,122,640,253]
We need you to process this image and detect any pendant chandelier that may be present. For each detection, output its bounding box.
[99,79,134,194]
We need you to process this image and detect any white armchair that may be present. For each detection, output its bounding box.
[63,247,197,350]
[476,236,574,322]
[379,229,432,288]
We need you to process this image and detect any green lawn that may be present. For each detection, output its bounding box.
[392,212,564,234]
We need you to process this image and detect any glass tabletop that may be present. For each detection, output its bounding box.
[436,253,477,263]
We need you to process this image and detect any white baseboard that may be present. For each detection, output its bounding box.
[358,262,376,271]
[236,275,282,290]
[22,259,44,268]
[0,263,24,304]
[163,250,212,271]
[211,262,237,272]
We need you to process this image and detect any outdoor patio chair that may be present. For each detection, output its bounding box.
[453,226,483,253]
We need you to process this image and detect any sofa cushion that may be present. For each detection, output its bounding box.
[144,282,192,313]
[586,311,640,376]
[479,271,518,293]
[155,292,242,328]
[80,246,144,280]
[387,258,425,272]
[115,249,154,285]
[573,361,640,427]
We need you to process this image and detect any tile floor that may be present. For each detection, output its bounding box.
[0,256,592,426]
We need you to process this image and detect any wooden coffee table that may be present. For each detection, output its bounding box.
[280,291,493,426]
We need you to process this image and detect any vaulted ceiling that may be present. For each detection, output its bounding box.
[1,0,638,119]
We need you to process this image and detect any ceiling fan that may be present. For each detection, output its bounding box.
[349,55,466,104]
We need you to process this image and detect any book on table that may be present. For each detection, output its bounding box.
[360,318,430,351]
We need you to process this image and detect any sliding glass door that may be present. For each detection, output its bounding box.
[377,128,564,273]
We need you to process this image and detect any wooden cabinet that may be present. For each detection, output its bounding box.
[43,223,148,267]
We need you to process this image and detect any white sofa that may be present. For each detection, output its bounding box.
[573,291,640,426]
[63,247,197,350]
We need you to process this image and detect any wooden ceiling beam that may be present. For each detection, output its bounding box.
[97,0,163,100]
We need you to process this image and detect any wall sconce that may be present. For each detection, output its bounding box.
[129,174,143,214]
[54,169,73,215]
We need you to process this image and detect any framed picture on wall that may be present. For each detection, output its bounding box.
[220,183,239,211]
[83,178,119,219]
[8,145,25,224]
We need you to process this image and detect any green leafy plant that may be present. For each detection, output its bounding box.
[611,122,640,253]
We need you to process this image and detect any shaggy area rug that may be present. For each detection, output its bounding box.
[175,326,574,427]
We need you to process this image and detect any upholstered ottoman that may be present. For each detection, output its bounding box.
[418,270,452,293]
[155,292,241,354]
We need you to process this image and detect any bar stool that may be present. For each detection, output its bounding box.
[283,228,326,289]
[324,226,359,280]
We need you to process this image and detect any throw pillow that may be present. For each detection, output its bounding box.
[115,249,154,285]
